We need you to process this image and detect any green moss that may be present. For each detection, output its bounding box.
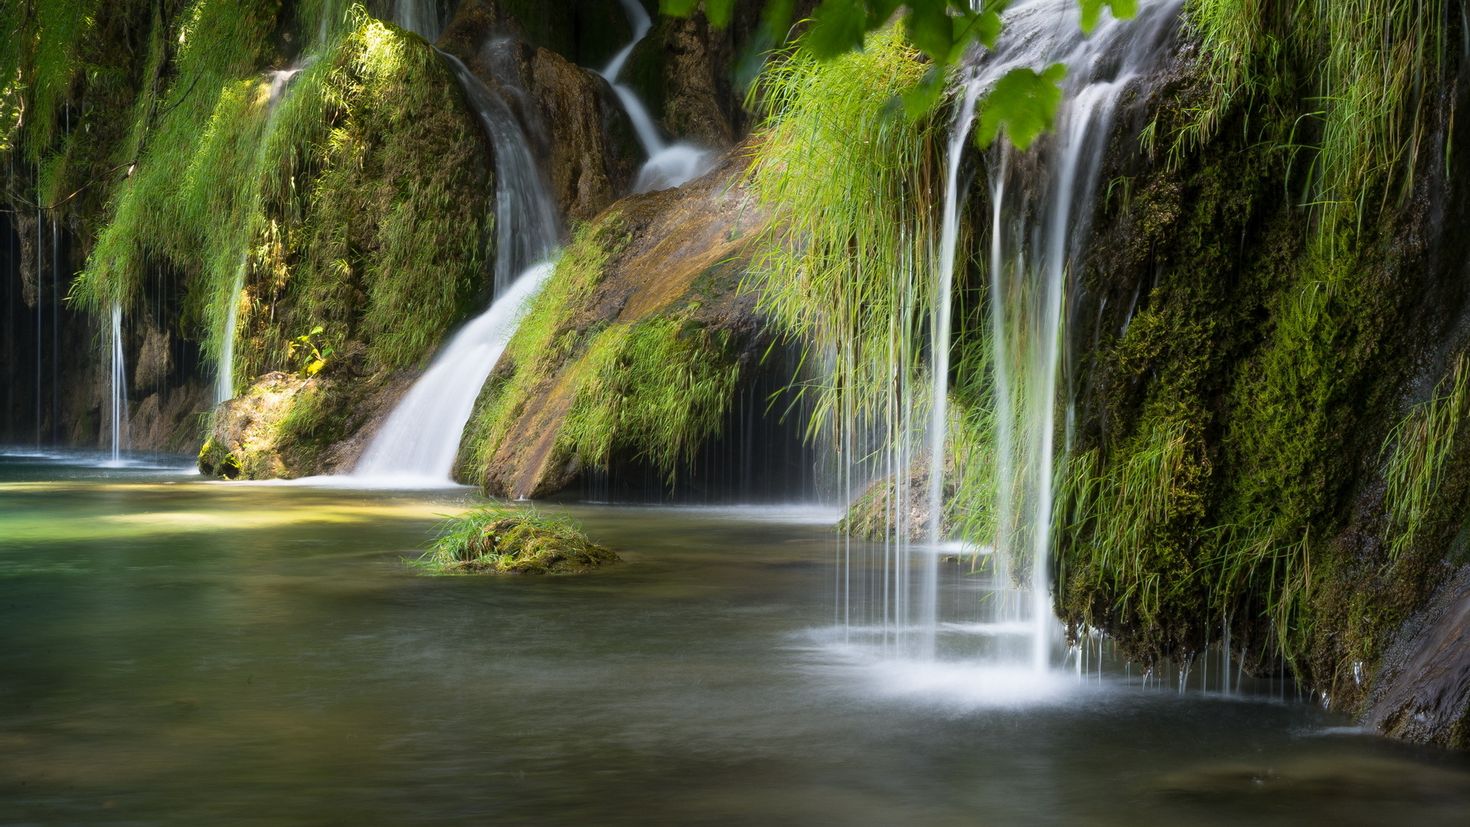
[1382,356,1470,563]
[458,215,629,476]
[1182,0,1448,242]
[57,2,489,414]
[418,505,620,575]
[559,315,741,481]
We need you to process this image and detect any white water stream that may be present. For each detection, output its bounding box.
[107,302,128,465]
[836,0,1185,683]
[354,40,563,482]
[440,53,560,293]
[602,0,715,192]
[353,261,555,483]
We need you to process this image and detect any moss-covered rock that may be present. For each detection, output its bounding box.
[419,505,620,575]
[456,147,768,498]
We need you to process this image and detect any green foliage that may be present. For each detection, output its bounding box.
[665,0,1009,64]
[287,326,335,376]
[746,25,937,438]
[1183,0,1447,242]
[12,0,102,159]
[70,0,282,311]
[1079,0,1136,34]
[257,13,490,373]
[974,63,1065,150]
[419,505,619,575]
[666,1,1084,128]
[68,3,489,384]
[460,217,629,477]
[1382,357,1470,563]
[560,316,742,481]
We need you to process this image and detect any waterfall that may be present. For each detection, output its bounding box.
[34,204,42,446]
[354,261,555,482]
[216,67,305,405]
[916,78,986,659]
[441,53,559,293]
[354,49,562,482]
[835,0,1184,679]
[602,0,715,192]
[216,257,246,405]
[107,302,128,465]
[971,0,1185,670]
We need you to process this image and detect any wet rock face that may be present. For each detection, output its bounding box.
[621,0,820,150]
[654,15,737,147]
[1364,564,1470,749]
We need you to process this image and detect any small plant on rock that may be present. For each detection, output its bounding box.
[418,505,620,575]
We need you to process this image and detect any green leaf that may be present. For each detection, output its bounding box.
[975,63,1066,150]
[904,0,955,61]
[1079,0,1138,35]
[804,0,868,59]
[900,65,945,120]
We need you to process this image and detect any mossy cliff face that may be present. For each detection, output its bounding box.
[1038,43,1470,744]
[456,149,766,498]
[3,2,500,462]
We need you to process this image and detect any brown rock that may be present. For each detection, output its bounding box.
[474,145,768,499]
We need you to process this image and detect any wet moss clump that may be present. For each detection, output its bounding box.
[418,506,620,575]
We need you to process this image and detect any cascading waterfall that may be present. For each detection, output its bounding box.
[837,0,1185,682]
[354,49,562,482]
[916,78,986,660]
[394,0,442,43]
[107,302,128,465]
[602,0,715,192]
[440,53,559,293]
[353,262,555,482]
[980,0,1184,672]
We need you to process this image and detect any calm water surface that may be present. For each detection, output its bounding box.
[2,451,1468,825]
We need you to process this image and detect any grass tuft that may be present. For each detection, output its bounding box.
[418,505,620,575]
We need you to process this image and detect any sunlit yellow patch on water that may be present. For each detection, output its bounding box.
[0,480,475,545]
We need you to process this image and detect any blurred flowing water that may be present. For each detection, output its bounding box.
[1,451,1467,824]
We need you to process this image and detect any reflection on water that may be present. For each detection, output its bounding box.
[1,452,1467,825]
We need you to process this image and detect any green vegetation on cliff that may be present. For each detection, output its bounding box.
[459,181,760,496]
[69,3,489,384]
[4,1,493,473]
[1183,0,1448,242]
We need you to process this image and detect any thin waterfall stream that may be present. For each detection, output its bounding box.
[106,302,128,465]
[215,65,308,406]
[602,0,715,192]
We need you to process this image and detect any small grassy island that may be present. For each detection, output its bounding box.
[419,506,621,575]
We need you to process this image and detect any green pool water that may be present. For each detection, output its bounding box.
[2,451,1467,825]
